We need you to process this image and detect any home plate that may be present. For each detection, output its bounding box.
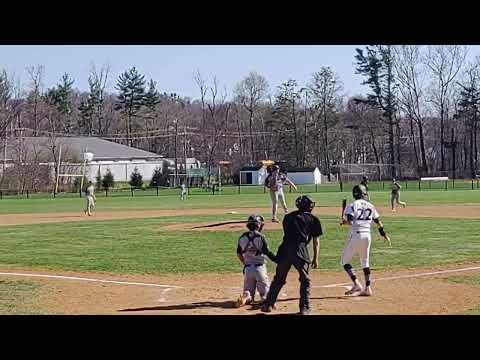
[228,211,239,214]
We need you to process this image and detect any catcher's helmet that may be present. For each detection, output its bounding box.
[352,184,368,200]
[247,214,265,231]
[362,175,368,182]
[295,195,315,212]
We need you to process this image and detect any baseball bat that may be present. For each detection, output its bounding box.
[191,220,247,229]
[340,198,347,225]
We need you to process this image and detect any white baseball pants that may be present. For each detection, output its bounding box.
[270,189,288,219]
[341,232,372,268]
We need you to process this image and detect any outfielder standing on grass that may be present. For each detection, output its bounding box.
[391,178,406,212]
[341,184,391,296]
[235,214,277,308]
[261,195,322,315]
[180,182,187,201]
[265,164,297,223]
[84,181,96,216]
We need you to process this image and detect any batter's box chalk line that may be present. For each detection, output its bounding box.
[0,272,183,290]
[312,266,480,289]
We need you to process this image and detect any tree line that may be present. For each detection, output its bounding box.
[1,45,479,190]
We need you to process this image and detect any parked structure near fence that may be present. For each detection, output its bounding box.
[2,136,202,184]
[285,167,323,184]
[239,165,268,185]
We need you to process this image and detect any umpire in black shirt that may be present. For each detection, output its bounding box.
[261,195,322,315]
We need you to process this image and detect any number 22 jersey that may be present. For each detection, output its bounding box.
[344,199,380,234]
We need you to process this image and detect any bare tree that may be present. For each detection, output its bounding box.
[394,45,429,175]
[424,45,467,174]
[26,65,44,136]
[194,70,208,164]
[455,58,480,178]
[308,67,343,179]
[90,63,110,136]
[234,71,269,160]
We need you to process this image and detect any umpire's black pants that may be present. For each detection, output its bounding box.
[264,257,311,311]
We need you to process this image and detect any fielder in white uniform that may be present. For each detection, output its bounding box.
[84,181,96,216]
[265,165,297,223]
[341,184,391,296]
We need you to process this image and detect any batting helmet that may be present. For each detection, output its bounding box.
[295,195,316,212]
[247,214,265,231]
[352,184,368,200]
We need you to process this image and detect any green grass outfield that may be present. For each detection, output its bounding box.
[1,189,480,214]
[1,214,479,275]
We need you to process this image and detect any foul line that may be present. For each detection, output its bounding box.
[313,266,480,288]
[0,272,183,289]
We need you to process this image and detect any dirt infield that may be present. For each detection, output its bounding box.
[1,262,480,314]
[1,204,480,227]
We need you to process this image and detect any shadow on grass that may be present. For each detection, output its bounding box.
[117,296,348,313]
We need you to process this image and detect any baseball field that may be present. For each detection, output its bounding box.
[1,185,480,315]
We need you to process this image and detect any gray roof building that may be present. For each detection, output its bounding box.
[6,136,164,162]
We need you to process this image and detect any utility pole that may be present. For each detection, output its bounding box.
[184,120,188,185]
[303,89,308,167]
[445,128,458,180]
[54,144,62,195]
[173,118,178,187]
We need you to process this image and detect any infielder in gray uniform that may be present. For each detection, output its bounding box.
[180,182,187,201]
[235,214,277,308]
[84,181,96,216]
[391,178,406,212]
[265,165,297,223]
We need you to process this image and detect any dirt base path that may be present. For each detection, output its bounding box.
[1,262,480,314]
[1,204,480,226]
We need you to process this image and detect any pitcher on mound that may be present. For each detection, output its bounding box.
[265,164,297,223]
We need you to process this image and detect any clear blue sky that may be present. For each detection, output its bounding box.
[1,45,479,100]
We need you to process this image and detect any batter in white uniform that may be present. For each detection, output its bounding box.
[341,184,391,296]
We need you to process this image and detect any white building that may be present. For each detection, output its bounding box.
[286,167,322,185]
[239,165,268,185]
[4,136,201,183]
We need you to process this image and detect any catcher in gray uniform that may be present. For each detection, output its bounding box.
[235,214,277,308]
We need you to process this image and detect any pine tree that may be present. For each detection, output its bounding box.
[144,79,160,111]
[115,67,146,146]
[95,169,102,191]
[45,73,75,133]
[102,169,115,190]
[150,167,163,187]
[129,167,143,188]
[143,79,161,152]
[355,46,398,178]
[78,96,94,135]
